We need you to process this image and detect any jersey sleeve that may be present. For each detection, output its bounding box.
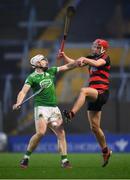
[104,56,110,66]
[47,67,58,75]
[86,55,94,59]
[25,75,33,87]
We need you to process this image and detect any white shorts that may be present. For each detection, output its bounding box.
[34,106,62,124]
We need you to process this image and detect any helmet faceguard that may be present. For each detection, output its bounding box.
[91,39,109,55]
[30,54,48,70]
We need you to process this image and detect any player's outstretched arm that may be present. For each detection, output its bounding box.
[58,50,75,63]
[58,61,77,72]
[76,57,106,67]
[13,84,31,110]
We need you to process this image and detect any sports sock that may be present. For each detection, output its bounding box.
[24,151,32,159]
[61,155,68,163]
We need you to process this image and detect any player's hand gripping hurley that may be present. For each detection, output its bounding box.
[13,85,45,110]
[21,85,45,105]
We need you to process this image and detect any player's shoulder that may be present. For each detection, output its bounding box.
[28,71,37,78]
[25,71,36,85]
[46,66,58,74]
[101,53,109,59]
[103,54,110,61]
[25,71,37,81]
[86,54,95,59]
[47,66,57,71]
[101,54,111,66]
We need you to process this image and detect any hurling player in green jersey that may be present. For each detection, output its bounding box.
[13,54,76,169]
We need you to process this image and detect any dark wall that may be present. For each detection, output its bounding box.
[68,0,130,41]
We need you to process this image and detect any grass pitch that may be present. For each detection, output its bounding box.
[0,153,129,179]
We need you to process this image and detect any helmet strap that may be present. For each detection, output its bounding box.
[100,46,105,54]
[32,65,48,71]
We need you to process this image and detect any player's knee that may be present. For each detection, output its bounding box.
[80,87,89,96]
[90,125,99,134]
[80,88,86,95]
[36,131,44,138]
[80,87,86,93]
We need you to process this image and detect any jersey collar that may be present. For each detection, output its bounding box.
[34,70,44,74]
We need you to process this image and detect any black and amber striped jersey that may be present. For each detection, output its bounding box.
[87,53,111,92]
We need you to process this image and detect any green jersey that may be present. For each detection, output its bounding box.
[25,67,58,107]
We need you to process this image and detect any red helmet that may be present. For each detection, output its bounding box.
[93,39,109,49]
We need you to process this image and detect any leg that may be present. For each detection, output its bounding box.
[71,87,98,114]
[20,117,47,168]
[49,120,72,168]
[87,110,112,167]
[87,111,107,149]
[27,117,47,152]
[63,87,98,121]
[51,124,67,155]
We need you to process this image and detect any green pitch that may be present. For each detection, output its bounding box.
[0,153,130,179]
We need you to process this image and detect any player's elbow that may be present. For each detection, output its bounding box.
[70,59,75,63]
[94,62,101,67]
[90,124,100,134]
[18,90,27,98]
[20,90,26,96]
[95,60,106,67]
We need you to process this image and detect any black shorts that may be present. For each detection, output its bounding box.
[87,90,109,111]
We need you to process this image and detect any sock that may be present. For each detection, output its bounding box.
[102,147,108,154]
[61,155,68,163]
[24,151,32,159]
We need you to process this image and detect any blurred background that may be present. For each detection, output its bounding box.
[0,0,130,153]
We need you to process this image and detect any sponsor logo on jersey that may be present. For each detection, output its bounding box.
[39,79,52,88]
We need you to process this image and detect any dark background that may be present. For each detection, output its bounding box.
[0,0,130,136]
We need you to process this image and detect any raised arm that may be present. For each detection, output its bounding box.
[58,61,77,72]
[76,57,106,67]
[13,84,31,110]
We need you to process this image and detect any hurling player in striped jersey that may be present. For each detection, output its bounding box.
[59,39,112,167]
